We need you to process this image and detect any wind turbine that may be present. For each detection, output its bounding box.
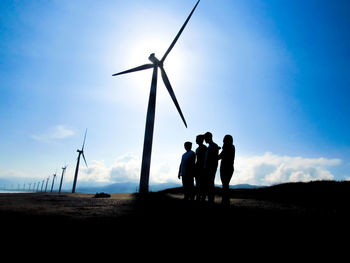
[72,129,88,193]
[40,180,44,192]
[50,173,56,192]
[45,177,49,192]
[59,165,67,193]
[112,0,200,193]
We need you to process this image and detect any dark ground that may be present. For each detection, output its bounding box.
[1,181,350,256]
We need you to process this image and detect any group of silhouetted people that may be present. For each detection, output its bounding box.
[178,132,235,205]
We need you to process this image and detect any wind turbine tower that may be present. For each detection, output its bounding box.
[50,173,56,192]
[112,0,200,193]
[72,129,88,193]
[59,165,67,193]
[40,180,44,192]
[45,177,49,192]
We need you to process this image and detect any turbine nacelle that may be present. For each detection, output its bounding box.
[148,53,161,66]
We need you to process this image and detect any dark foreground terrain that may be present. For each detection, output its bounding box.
[1,181,350,254]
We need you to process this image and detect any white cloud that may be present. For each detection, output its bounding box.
[32,125,75,142]
[79,160,111,183]
[67,152,343,187]
[77,154,179,185]
[231,152,342,186]
[109,155,140,183]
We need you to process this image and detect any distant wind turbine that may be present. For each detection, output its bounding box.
[45,177,49,192]
[72,129,88,193]
[40,180,44,192]
[59,165,67,193]
[50,173,56,192]
[112,0,200,193]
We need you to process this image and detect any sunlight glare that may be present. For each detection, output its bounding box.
[120,33,189,108]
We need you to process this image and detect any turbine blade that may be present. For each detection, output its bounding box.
[160,66,187,128]
[161,0,200,63]
[82,152,88,168]
[82,128,87,150]
[112,64,154,76]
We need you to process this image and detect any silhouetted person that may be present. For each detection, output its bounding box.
[178,141,196,201]
[194,135,207,201]
[218,135,235,206]
[203,132,220,203]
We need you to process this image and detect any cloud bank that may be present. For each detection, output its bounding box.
[78,154,178,185]
[77,152,342,186]
[232,152,341,185]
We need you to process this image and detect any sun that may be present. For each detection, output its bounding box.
[120,34,188,105]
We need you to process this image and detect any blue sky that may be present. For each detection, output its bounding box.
[1,0,349,190]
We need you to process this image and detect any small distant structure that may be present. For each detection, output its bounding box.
[93,192,111,198]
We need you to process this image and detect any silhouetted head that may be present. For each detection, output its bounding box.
[184,141,192,151]
[196,134,204,145]
[223,134,233,145]
[204,132,213,144]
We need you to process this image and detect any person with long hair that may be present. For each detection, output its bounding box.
[218,135,235,206]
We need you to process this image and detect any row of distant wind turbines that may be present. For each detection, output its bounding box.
[12,0,201,194]
[13,166,66,193]
[6,129,88,193]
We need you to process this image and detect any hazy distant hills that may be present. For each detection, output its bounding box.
[0,176,264,193]
[75,182,264,194]
[76,182,180,193]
